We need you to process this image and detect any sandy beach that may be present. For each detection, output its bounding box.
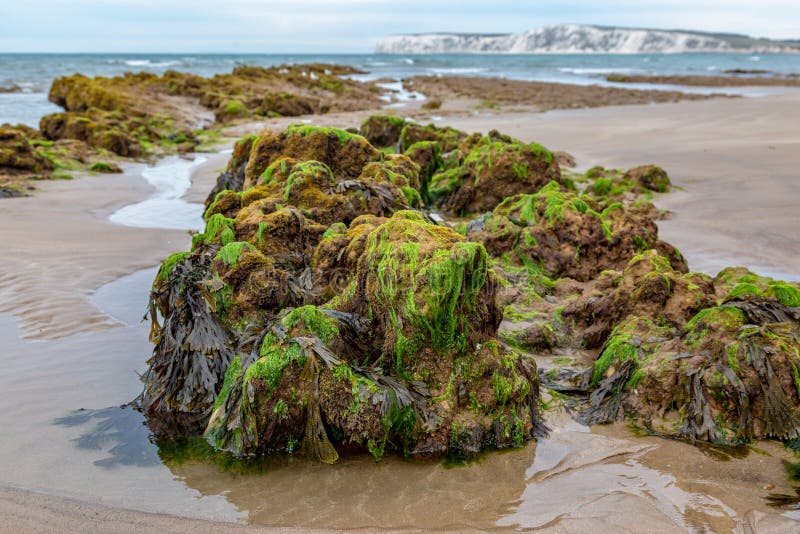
[1,90,800,530]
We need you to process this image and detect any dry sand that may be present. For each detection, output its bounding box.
[1,90,799,530]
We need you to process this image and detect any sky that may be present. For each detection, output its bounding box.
[0,0,798,53]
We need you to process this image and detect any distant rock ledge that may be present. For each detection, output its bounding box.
[375,24,800,54]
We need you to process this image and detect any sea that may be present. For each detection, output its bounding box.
[2,52,800,127]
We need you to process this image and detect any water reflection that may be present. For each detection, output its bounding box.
[54,406,161,468]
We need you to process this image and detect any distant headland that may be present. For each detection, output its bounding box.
[375,24,800,54]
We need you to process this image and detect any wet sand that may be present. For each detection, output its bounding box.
[2,93,800,531]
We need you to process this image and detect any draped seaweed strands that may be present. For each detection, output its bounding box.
[139,250,235,432]
[578,296,800,444]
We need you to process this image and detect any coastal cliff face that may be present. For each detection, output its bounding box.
[375,24,798,54]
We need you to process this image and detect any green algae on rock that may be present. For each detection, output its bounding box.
[428,133,562,216]
[142,122,547,460]
[359,114,406,149]
[143,117,800,463]
[1,64,383,191]
[205,212,543,459]
[583,295,800,443]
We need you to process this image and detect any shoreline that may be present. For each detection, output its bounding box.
[1,92,799,529]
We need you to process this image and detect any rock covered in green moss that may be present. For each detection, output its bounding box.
[624,165,671,193]
[259,92,320,118]
[715,267,800,307]
[561,250,710,348]
[469,181,680,282]
[143,123,545,459]
[584,295,800,443]
[399,122,466,153]
[429,133,562,216]
[0,124,53,174]
[403,140,443,199]
[40,64,383,160]
[359,114,406,148]
[204,211,543,459]
[239,125,382,190]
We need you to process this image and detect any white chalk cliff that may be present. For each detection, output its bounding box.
[375,24,797,54]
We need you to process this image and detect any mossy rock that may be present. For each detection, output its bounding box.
[624,165,671,193]
[200,211,544,460]
[584,297,800,443]
[259,92,319,117]
[359,114,405,148]
[715,267,800,307]
[470,182,677,283]
[428,134,561,216]
[216,99,249,122]
[403,140,443,202]
[0,124,54,174]
[241,125,381,190]
[399,122,466,153]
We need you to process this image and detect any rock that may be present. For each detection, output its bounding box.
[399,122,466,153]
[203,134,258,208]
[359,114,405,148]
[40,64,384,159]
[0,124,53,174]
[403,140,443,198]
[554,151,576,168]
[143,123,546,460]
[583,294,800,443]
[560,250,709,348]
[624,164,671,193]
[241,125,382,190]
[469,182,674,282]
[145,118,800,460]
[259,92,319,117]
[204,211,544,459]
[429,133,561,216]
[89,161,123,173]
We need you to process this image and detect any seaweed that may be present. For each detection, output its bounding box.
[140,250,235,433]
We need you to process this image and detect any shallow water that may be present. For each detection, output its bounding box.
[109,155,208,231]
[1,265,799,530]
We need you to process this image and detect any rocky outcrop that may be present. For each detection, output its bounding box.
[144,116,800,464]
[144,123,546,459]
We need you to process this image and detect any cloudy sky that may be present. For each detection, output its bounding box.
[0,0,797,53]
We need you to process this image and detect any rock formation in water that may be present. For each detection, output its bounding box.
[375,24,800,54]
[142,116,800,463]
[1,64,381,196]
